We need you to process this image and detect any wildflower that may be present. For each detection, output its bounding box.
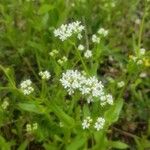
[1,100,9,110]
[78,44,85,51]
[92,34,100,43]
[94,117,105,131]
[137,59,143,65]
[140,48,145,55]
[100,94,113,106]
[32,123,38,130]
[57,56,68,65]
[54,21,84,41]
[20,79,34,95]
[62,56,68,62]
[26,124,32,132]
[49,49,58,57]
[84,50,92,58]
[82,116,93,129]
[98,28,108,37]
[87,96,94,104]
[140,72,147,78]
[60,70,113,106]
[117,81,125,88]
[39,70,51,80]
[26,123,38,133]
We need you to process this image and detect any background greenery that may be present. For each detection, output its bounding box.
[0,0,149,149]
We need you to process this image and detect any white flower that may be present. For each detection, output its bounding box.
[137,59,143,65]
[54,21,84,41]
[49,49,58,57]
[92,34,100,43]
[82,116,93,129]
[20,79,34,95]
[58,56,68,65]
[139,72,147,78]
[39,70,51,80]
[78,44,84,51]
[60,70,83,95]
[117,81,125,88]
[26,124,32,132]
[94,117,105,131]
[84,50,92,58]
[87,96,94,104]
[62,56,68,62]
[60,70,113,106]
[33,123,38,130]
[26,123,38,133]
[98,28,108,37]
[140,48,145,55]
[1,100,9,110]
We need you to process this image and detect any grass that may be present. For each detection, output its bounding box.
[0,0,150,149]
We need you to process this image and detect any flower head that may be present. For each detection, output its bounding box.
[84,50,92,58]
[54,21,84,41]
[82,116,93,129]
[94,117,105,131]
[39,70,51,80]
[20,79,34,95]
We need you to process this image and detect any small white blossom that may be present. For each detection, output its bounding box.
[49,49,58,57]
[78,44,85,51]
[117,81,125,88]
[98,28,108,37]
[1,100,9,110]
[82,116,93,129]
[94,117,105,131]
[33,123,38,130]
[84,50,92,58]
[62,56,68,62]
[60,70,113,106]
[139,72,147,78]
[26,124,32,132]
[39,70,51,80]
[92,34,100,43]
[137,59,143,65]
[87,96,94,104]
[140,48,145,55]
[20,79,34,95]
[26,123,38,133]
[54,21,84,41]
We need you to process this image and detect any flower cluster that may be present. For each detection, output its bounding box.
[20,79,34,95]
[57,56,68,65]
[117,81,125,88]
[1,100,9,110]
[98,28,109,37]
[94,117,105,131]
[39,70,51,80]
[82,116,105,130]
[49,49,58,57]
[82,116,93,129]
[26,122,38,132]
[92,34,100,43]
[84,50,92,58]
[60,70,113,106]
[54,21,84,41]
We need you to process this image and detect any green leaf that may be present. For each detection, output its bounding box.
[109,141,129,149]
[49,100,75,128]
[18,102,46,114]
[17,140,28,150]
[66,135,86,150]
[38,4,54,15]
[105,99,123,124]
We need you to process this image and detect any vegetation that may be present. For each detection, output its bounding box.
[0,0,150,149]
